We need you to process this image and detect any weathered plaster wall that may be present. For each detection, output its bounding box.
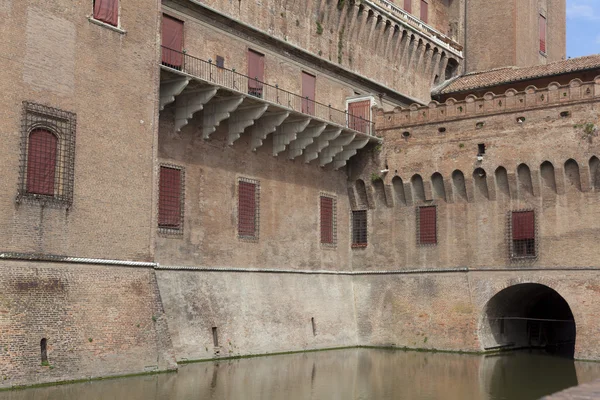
[156,271,357,361]
[0,261,176,388]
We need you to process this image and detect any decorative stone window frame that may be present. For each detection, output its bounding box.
[88,0,126,35]
[351,209,368,248]
[158,163,185,237]
[416,205,437,247]
[237,177,260,242]
[507,208,539,262]
[17,102,76,208]
[319,192,337,248]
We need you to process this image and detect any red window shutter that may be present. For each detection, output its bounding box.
[512,211,535,240]
[238,181,257,237]
[247,50,265,97]
[93,0,119,26]
[320,196,334,244]
[302,72,316,116]
[159,167,182,228]
[162,15,184,68]
[348,100,371,134]
[27,129,57,196]
[539,15,547,53]
[404,0,412,13]
[420,0,428,23]
[419,206,437,244]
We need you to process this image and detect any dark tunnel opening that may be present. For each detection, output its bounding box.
[483,283,576,358]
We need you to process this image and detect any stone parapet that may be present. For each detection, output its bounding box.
[377,76,600,129]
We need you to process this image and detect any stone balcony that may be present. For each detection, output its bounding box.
[159,47,380,170]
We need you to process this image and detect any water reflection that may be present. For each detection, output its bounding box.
[0,349,598,400]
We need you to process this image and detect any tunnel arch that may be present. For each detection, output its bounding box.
[480,283,576,358]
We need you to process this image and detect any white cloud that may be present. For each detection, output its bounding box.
[567,1,600,20]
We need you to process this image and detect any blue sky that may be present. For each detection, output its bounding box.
[567,0,600,57]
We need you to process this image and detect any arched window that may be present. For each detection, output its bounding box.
[27,129,58,196]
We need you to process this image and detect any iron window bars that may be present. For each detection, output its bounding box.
[417,205,437,246]
[18,102,76,207]
[238,177,260,240]
[320,194,337,246]
[158,164,185,235]
[509,209,537,260]
[352,210,367,247]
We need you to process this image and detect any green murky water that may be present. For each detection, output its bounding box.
[1,348,599,399]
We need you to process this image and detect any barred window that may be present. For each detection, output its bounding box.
[18,102,76,207]
[159,165,184,233]
[320,195,337,245]
[238,178,259,239]
[511,210,536,258]
[352,210,367,247]
[417,206,437,245]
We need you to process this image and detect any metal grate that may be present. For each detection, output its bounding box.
[417,206,437,245]
[18,102,76,207]
[158,165,184,234]
[320,195,337,246]
[238,178,260,240]
[510,210,536,259]
[352,210,367,247]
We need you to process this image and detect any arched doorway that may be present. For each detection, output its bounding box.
[481,283,576,358]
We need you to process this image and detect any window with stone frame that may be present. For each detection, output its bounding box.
[93,0,119,27]
[510,210,537,259]
[158,165,185,235]
[18,102,76,207]
[238,178,260,240]
[320,194,337,246]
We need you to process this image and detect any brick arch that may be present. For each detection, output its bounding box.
[564,158,582,191]
[495,166,510,198]
[517,163,533,197]
[355,179,368,208]
[478,282,576,358]
[540,161,557,194]
[451,169,467,201]
[411,173,425,203]
[392,176,406,206]
[472,168,489,200]
[589,156,600,190]
[431,172,446,201]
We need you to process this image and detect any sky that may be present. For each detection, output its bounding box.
[566,0,600,57]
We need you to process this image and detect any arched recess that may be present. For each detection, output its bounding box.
[564,159,581,191]
[517,163,533,197]
[495,167,510,198]
[480,283,576,358]
[540,161,557,195]
[411,174,425,203]
[452,170,467,201]
[372,179,387,207]
[355,179,368,208]
[590,156,600,190]
[392,176,406,206]
[473,168,489,200]
[431,172,446,201]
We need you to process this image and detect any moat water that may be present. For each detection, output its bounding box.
[2,348,600,400]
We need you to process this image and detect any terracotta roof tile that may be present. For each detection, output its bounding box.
[437,54,600,95]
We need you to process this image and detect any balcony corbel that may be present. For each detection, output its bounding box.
[288,122,327,160]
[272,117,311,156]
[202,95,245,139]
[319,132,356,167]
[249,111,291,151]
[174,87,218,133]
[227,102,269,145]
[304,128,342,164]
[332,137,370,170]
[160,77,190,111]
